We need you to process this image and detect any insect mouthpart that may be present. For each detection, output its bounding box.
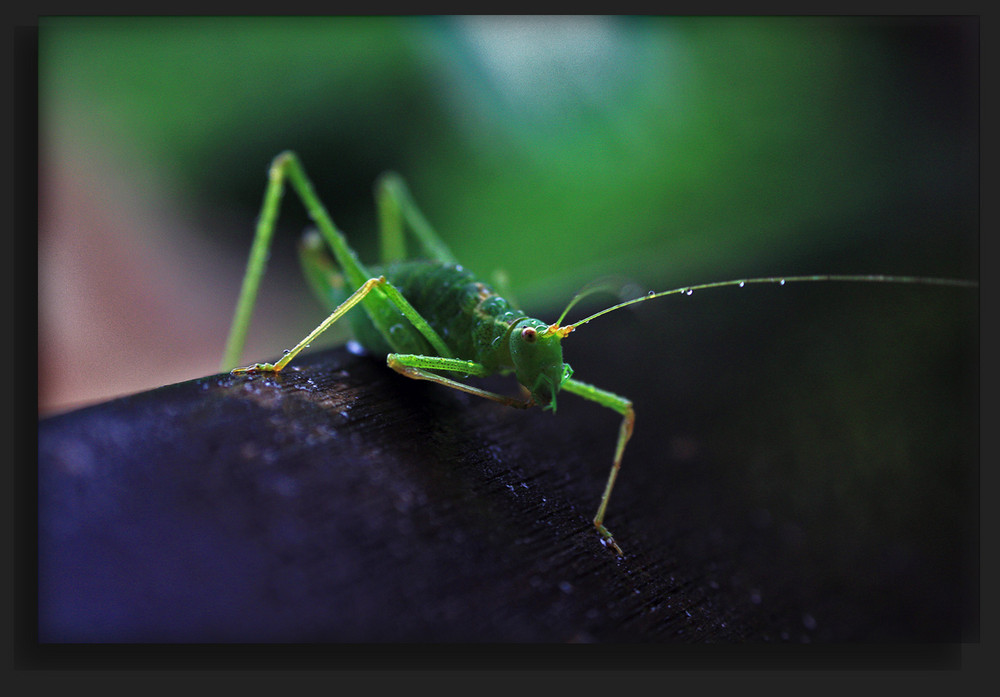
[544,323,574,339]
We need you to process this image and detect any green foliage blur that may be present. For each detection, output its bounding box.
[42,16,977,301]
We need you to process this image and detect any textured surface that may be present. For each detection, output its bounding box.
[36,279,977,647]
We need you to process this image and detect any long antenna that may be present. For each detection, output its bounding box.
[553,276,639,328]
[560,274,978,333]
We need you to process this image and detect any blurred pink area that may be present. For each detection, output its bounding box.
[38,149,304,415]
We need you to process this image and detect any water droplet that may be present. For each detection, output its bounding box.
[685,289,693,296]
[282,349,291,355]
[647,290,656,297]
[739,281,745,288]
[779,279,786,286]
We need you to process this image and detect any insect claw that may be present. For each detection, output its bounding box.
[596,524,624,556]
[230,362,278,376]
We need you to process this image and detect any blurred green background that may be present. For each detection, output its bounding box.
[39,16,977,413]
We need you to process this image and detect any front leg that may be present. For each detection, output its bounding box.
[560,378,634,556]
[387,354,533,409]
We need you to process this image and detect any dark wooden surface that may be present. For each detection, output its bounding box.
[37,280,977,649]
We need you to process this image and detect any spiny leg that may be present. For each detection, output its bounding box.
[376,172,458,265]
[232,276,381,374]
[374,173,406,265]
[232,275,454,374]
[373,172,528,311]
[560,377,635,556]
[375,172,523,310]
[222,151,377,371]
[387,353,533,409]
[222,157,289,371]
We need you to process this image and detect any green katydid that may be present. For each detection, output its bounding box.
[223,151,977,557]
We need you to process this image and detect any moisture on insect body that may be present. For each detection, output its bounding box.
[223,151,977,558]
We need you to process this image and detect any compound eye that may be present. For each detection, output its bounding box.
[520,326,537,343]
